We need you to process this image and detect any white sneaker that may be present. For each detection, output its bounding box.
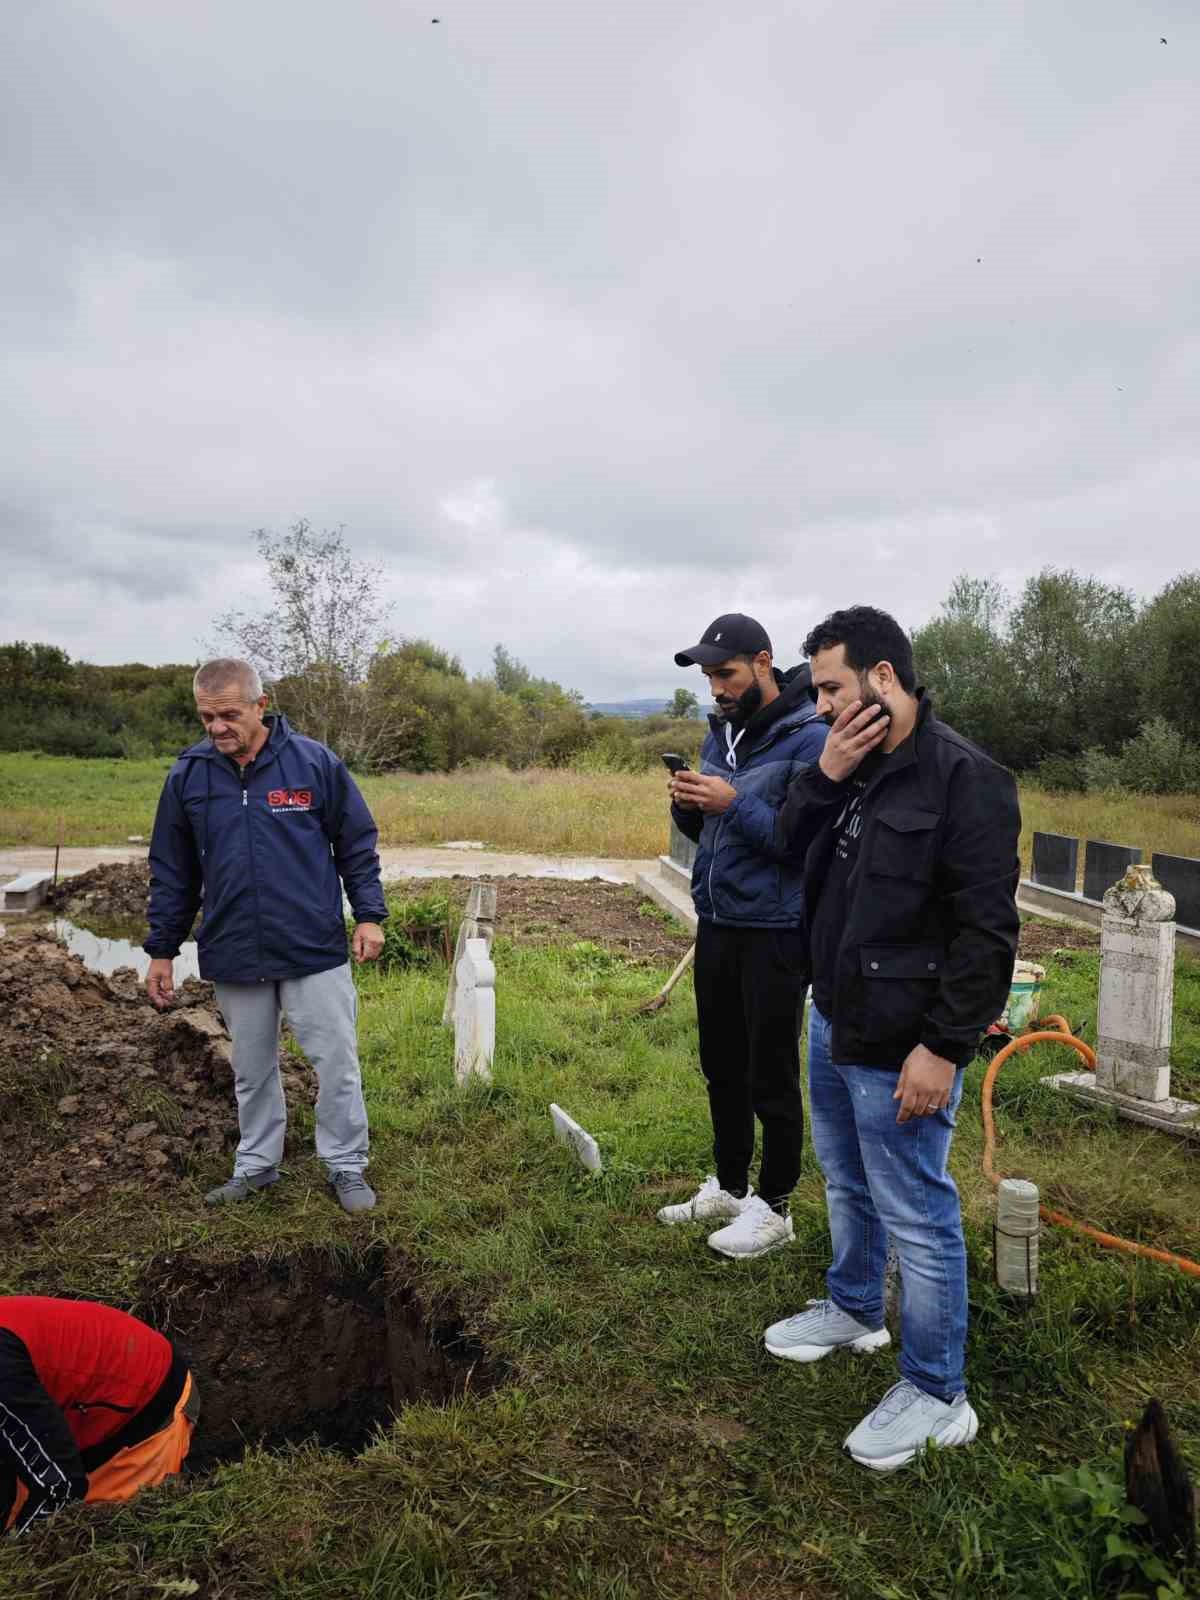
[844,1380,979,1472]
[707,1194,794,1259]
[657,1176,750,1226]
[764,1298,891,1363]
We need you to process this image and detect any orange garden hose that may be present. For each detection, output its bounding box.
[981,1015,1200,1280]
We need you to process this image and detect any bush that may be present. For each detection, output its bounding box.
[352,889,452,971]
[1080,719,1200,796]
[1115,716,1200,794]
[1081,747,1127,793]
[1032,754,1085,793]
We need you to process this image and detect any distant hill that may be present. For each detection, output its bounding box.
[586,698,702,720]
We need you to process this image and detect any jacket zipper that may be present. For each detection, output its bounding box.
[240,763,267,980]
[67,1398,136,1415]
[703,707,819,919]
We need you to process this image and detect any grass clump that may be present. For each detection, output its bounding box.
[354,887,454,971]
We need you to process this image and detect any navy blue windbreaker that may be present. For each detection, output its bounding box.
[146,714,387,982]
[671,668,827,928]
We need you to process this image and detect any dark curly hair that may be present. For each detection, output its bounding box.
[802,606,916,692]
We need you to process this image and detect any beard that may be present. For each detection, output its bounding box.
[822,674,889,727]
[714,680,764,723]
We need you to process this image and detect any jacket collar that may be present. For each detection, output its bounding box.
[865,689,931,784]
[181,712,292,766]
[706,664,819,754]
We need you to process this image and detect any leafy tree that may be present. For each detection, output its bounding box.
[1006,568,1139,758]
[912,578,1026,765]
[492,644,530,696]
[1134,572,1200,744]
[667,687,700,719]
[209,521,399,768]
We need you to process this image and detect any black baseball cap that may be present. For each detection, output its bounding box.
[674,613,772,669]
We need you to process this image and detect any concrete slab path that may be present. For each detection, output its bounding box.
[0,845,657,889]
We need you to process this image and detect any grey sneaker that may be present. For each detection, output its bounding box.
[204,1170,279,1206]
[763,1297,891,1363]
[657,1176,750,1226]
[844,1380,979,1472]
[330,1170,376,1213]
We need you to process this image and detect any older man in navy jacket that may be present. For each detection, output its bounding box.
[146,658,387,1212]
[661,614,827,1259]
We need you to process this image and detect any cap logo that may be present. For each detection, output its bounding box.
[714,632,722,641]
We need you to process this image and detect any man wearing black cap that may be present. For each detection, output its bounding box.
[660,614,827,1258]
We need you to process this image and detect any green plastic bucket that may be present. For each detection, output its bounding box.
[1004,962,1045,1032]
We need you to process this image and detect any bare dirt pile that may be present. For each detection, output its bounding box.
[0,926,308,1228]
[416,877,694,965]
[47,859,153,929]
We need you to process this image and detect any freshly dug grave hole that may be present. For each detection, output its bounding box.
[138,1247,496,1467]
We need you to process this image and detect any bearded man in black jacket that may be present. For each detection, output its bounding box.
[761,606,1020,1473]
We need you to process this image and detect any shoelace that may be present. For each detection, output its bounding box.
[786,1298,831,1328]
[333,1172,368,1191]
[871,1382,924,1426]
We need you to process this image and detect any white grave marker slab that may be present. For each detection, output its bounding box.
[443,881,497,1026]
[549,1103,602,1173]
[453,937,495,1086]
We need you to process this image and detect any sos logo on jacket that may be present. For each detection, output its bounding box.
[268,788,313,813]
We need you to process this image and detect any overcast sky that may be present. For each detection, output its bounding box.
[2,0,1196,701]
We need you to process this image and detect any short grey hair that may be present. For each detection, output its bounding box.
[193,658,264,700]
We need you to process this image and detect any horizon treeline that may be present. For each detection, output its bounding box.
[0,638,706,775]
[2,565,1198,793]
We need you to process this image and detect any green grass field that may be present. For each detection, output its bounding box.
[2,753,1199,872]
[2,912,1199,1599]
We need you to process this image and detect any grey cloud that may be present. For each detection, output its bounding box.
[2,0,1197,697]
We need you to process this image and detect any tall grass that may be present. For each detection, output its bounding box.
[358,765,669,858]
[1020,786,1200,880]
[4,753,1200,871]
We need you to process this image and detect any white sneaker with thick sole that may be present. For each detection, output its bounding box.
[763,1297,892,1363]
[707,1194,794,1259]
[657,1176,750,1226]
[844,1379,979,1472]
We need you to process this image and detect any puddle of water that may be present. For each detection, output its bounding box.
[52,919,202,983]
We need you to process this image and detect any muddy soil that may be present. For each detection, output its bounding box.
[47,859,156,935]
[50,862,693,964]
[413,876,694,965]
[0,925,308,1231]
[1017,918,1101,960]
[139,1247,495,1467]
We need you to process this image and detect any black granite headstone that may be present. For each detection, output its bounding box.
[1031,831,1078,893]
[669,819,698,871]
[1151,853,1200,932]
[1082,839,1141,905]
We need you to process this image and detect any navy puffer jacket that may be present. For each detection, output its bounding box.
[146,714,387,982]
[671,667,827,927]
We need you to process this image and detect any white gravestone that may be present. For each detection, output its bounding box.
[549,1104,602,1173]
[1044,865,1200,1139]
[453,937,495,1087]
[1095,868,1175,1100]
[443,881,497,1027]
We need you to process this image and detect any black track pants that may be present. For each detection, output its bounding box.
[692,919,808,1207]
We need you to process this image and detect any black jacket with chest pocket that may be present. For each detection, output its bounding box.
[776,692,1021,1068]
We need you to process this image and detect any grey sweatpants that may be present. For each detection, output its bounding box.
[213,963,369,1178]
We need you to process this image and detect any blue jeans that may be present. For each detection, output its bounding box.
[807,1005,968,1400]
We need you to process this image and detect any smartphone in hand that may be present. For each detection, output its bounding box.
[661,753,691,774]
